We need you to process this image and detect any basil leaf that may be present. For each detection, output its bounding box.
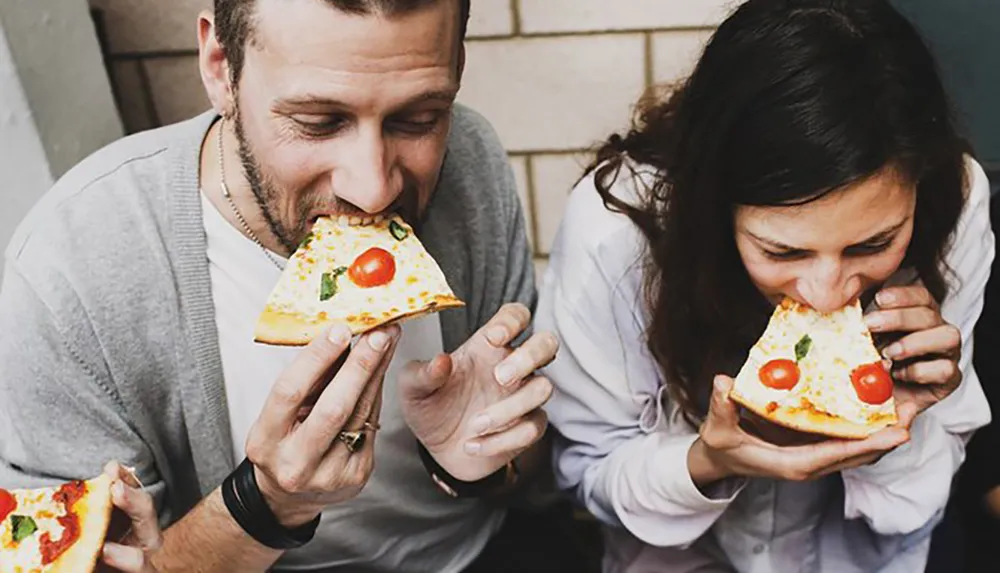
[794,334,812,363]
[297,232,315,251]
[11,515,37,543]
[319,267,349,302]
[389,220,409,241]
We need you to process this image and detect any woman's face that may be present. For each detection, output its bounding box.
[733,167,916,313]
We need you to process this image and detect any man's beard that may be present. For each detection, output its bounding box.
[232,109,305,254]
[230,108,426,255]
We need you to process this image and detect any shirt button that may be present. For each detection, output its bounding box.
[753,544,767,555]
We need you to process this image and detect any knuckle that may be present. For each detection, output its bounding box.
[275,468,307,493]
[314,403,351,428]
[273,381,309,408]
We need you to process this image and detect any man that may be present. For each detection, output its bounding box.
[0,0,564,571]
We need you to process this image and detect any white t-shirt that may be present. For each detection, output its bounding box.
[202,193,500,571]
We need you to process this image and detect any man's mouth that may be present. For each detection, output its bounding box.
[309,213,392,227]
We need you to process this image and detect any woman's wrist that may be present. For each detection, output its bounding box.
[688,437,734,488]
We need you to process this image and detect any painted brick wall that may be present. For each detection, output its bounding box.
[89,0,737,274]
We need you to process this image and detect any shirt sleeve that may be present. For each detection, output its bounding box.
[840,157,995,535]
[537,171,746,548]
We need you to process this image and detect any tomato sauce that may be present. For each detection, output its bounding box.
[39,480,86,564]
[0,488,16,523]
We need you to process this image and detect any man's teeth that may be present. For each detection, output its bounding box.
[336,215,385,226]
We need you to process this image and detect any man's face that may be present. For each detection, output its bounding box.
[231,0,461,252]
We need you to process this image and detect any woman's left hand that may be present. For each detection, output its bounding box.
[864,284,963,415]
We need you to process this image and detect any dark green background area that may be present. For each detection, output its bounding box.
[891,0,1000,183]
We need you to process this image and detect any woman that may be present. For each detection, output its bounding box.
[536,0,993,571]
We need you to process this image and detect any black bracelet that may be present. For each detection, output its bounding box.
[417,442,518,498]
[221,457,321,550]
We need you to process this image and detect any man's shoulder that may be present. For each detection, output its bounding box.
[442,104,515,204]
[6,112,214,262]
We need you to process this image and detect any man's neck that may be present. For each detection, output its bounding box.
[198,117,288,257]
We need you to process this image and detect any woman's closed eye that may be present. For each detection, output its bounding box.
[761,238,895,261]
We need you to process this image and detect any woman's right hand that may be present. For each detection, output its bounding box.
[687,376,913,487]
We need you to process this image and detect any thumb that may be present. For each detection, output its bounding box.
[400,354,454,401]
[708,375,741,428]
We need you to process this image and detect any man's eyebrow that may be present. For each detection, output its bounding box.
[275,89,458,111]
[745,218,910,251]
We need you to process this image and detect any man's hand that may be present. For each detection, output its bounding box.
[399,303,557,482]
[244,323,400,527]
[99,461,161,573]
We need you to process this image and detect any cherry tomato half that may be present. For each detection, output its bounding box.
[851,362,893,405]
[759,358,801,390]
[348,247,396,288]
[0,488,16,523]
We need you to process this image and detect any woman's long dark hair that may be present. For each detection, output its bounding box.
[588,0,970,427]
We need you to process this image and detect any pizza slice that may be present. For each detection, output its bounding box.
[729,297,898,439]
[0,474,113,573]
[254,214,465,346]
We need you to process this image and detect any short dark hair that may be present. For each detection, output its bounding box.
[588,0,970,426]
[214,0,471,83]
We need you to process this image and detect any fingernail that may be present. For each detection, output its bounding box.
[714,376,727,392]
[864,314,884,330]
[882,343,902,359]
[113,481,125,498]
[327,323,352,345]
[464,441,481,455]
[876,291,895,306]
[471,414,492,435]
[369,330,389,351]
[486,327,506,346]
[494,363,516,386]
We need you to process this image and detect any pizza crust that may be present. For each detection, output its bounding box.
[46,474,114,573]
[729,387,895,440]
[254,294,465,346]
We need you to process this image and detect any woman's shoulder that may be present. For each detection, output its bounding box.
[549,157,660,285]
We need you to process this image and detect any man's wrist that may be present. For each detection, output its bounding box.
[416,442,518,498]
[252,465,322,528]
[221,458,321,550]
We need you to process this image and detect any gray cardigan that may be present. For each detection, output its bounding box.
[0,106,535,536]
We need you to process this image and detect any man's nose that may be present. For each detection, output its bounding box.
[333,129,401,214]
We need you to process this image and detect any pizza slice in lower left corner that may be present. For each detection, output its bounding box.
[730,296,898,440]
[253,213,465,346]
[0,473,113,573]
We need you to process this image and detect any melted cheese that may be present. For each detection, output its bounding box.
[733,298,895,427]
[262,215,459,325]
[0,486,66,573]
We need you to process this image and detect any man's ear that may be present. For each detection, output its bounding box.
[197,10,235,116]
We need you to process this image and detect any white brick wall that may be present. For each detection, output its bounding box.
[91,0,728,267]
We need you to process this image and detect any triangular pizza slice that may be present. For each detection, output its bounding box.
[729,297,898,439]
[0,474,113,573]
[254,214,465,346]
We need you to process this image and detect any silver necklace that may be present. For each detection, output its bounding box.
[217,117,286,271]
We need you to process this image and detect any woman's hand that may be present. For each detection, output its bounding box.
[99,461,162,573]
[688,376,912,487]
[865,284,963,414]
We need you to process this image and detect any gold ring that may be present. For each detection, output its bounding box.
[337,430,366,453]
[363,421,381,432]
